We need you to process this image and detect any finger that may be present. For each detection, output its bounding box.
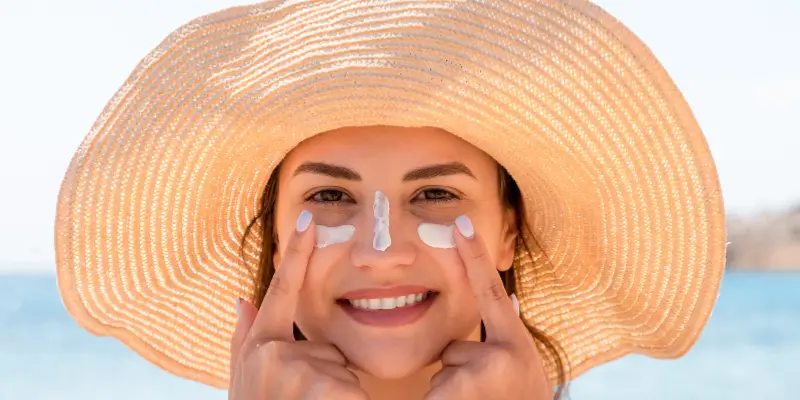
[308,359,361,385]
[428,365,458,392]
[251,209,316,342]
[304,377,369,400]
[426,366,469,400]
[230,298,258,375]
[289,341,348,365]
[453,215,519,342]
[439,340,486,366]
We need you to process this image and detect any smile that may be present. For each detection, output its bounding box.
[337,286,439,327]
[347,291,432,310]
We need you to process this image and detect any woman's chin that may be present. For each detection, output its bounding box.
[345,348,438,380]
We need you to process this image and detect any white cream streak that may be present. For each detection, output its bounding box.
[373,191,391,251]
[417,223,456,249]
[315,225,355,248]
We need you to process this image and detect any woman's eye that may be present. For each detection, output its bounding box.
[307,189,353,204]
[413,188,458,203]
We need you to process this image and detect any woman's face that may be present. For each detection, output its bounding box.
[273,126,517,379]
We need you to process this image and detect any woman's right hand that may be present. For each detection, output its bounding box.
[228,211,369,400]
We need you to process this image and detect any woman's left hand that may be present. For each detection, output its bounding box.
[425,216,553,400]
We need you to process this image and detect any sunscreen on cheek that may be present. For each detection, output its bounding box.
[315,225,356,248]
[373,191,391,251]
[417,223,456,249]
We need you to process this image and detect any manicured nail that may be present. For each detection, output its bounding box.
[455,215,474,238]
[236,297,242,317]
[296,210,312,232]
[510,294,520,314]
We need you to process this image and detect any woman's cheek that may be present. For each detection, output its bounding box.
[306,243,348,288]
[414,215,506,276]
[296,245,348,338]
[417,240,466,284]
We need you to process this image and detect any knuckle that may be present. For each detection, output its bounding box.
[276,358,314,394]
[284,240,305,258]
[265,276,294,298]
[239,337,261,359]
[466,246,487,261]
[486,346,514,370]
[317,378,341,393]
[308,378,343,398]
[235,341,285,381]
[255,340,289,362]
[435,371,471,398]
[452,369,472,388]
[479,281,507,301]
[290,358,315,379]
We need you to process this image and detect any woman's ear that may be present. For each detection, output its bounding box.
[497,207,518,272]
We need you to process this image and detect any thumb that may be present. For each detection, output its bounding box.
[230,298,258,375]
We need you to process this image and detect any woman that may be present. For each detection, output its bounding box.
[231,126,558,399]
[54,1,727,399]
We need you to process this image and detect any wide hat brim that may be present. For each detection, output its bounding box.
[55,0,726,388]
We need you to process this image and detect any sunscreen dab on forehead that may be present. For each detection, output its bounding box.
[417,223,456,249]
[373,191,391,251]
[315,225,356,248]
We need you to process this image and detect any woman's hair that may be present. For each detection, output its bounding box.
[241,162,568,399]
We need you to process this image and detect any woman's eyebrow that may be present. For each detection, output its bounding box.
[403,162,475,181]
[293,162,361,180]
[291,161,475,181]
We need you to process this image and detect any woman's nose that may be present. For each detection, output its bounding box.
[350,239,416,271]
[349,198,416,271]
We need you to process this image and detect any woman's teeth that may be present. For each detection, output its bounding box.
[348,292,430,310]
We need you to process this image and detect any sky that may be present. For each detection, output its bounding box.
[1,0,799,270]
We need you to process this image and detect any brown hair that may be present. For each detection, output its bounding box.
[241,162,568,398]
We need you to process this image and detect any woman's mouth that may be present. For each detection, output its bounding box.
[337,287,438,327]
[347,291,432,310]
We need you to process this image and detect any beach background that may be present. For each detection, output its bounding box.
[1,271,797,400]
[2,0,799,399]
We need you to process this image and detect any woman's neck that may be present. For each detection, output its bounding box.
[355,324,482,400]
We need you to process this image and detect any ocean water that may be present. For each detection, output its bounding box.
[0,271,796,399]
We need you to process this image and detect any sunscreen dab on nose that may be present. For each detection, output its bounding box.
[417,223,456,249]
[315,225,356,248]
[373,191,391,251]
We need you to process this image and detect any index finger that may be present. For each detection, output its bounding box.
[250,209,316,342]
[453,215,520,343]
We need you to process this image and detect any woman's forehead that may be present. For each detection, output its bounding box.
[281,126,497,173]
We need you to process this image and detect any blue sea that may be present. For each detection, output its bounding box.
[0,271,796,399]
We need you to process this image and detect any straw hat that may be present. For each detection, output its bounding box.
[55,0,726,389]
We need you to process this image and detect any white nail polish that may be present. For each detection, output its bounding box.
[296,210,312,232]
[417,223,455,249]
[455,215,474,238]
[373,191,391,251]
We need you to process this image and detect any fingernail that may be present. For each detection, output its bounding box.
[236,297,242,317]
[510,293,520,314]
[296,210,312,232]
[455,215,474,238]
